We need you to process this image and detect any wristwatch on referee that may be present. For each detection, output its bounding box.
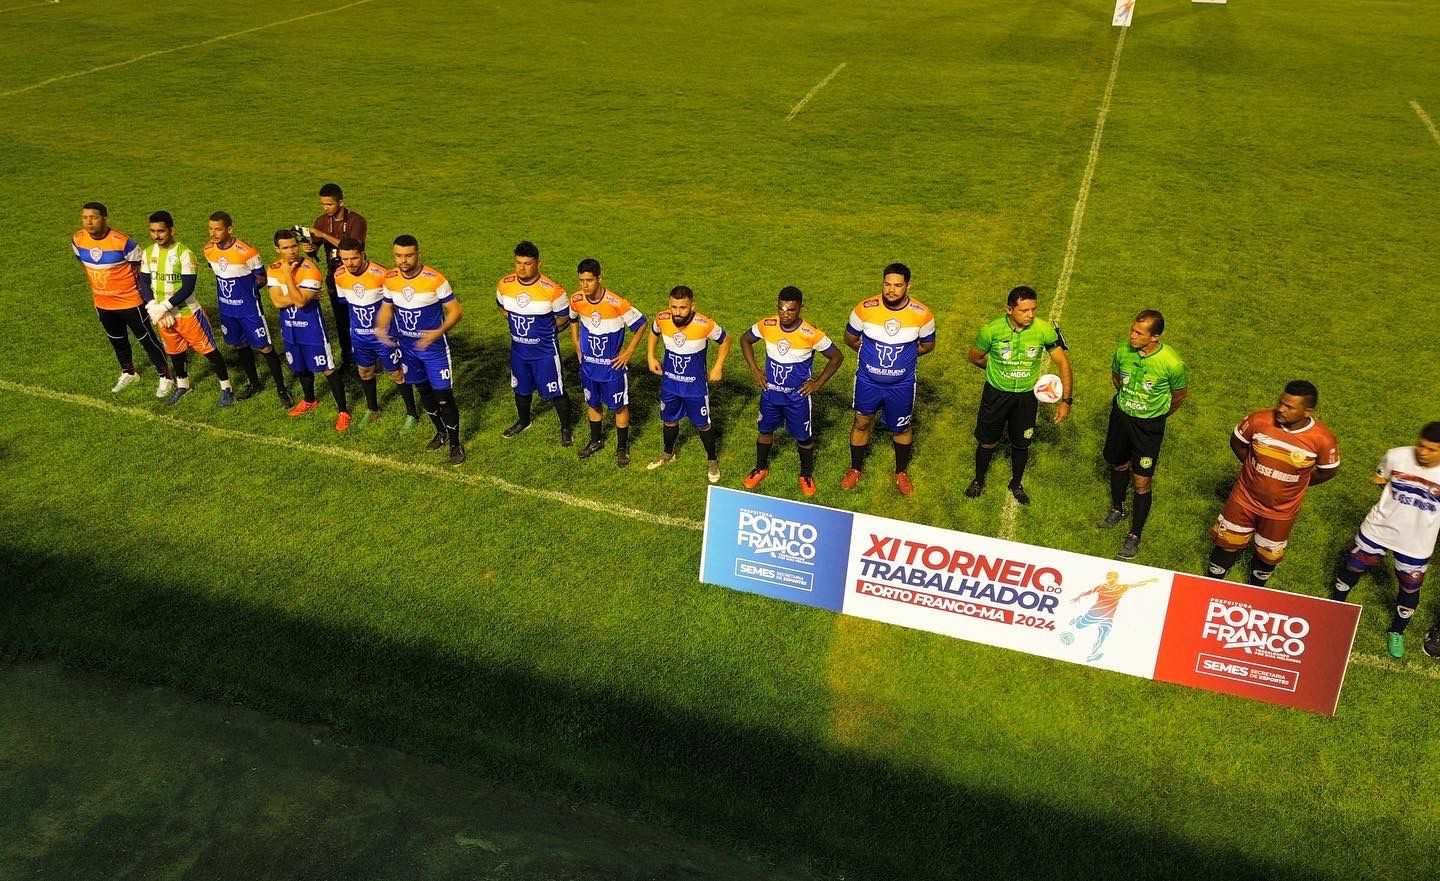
[1061,396,1074,405]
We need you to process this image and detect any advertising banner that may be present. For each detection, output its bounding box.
[700,488,1361,714]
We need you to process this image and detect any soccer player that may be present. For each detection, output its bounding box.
[568,258,645,465]
[646,285,730,483]
[71,202,172,395]
[1063,572,1158,663]
[1330,422,1440,659]
[335,238,418,428]
[496,241,572,445]
[1097,310,1189,560]
[204,211,293,407]
[841,262,936,496]
[376,235,465,465]
[267,229,351,430]
[1206,380,1340,586]
[302,183,367,367]
[964,285,1072,505]
[738,286,844,497]
[138,211,233,407]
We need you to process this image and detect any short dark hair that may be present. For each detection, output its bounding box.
[393,234,419,249]
[778,285,803,305]
[576,257,602,276]
[209,210,233,226]
[319,183,344,200]
[1421,422,1440,443]
[337,237,363,252]
[274,228,297,245]
[514,240,540,260]
[1007,285,1038,308]
[1135,309,1165,335]
[82,201,108,217]
[148,210,174,228]
[669,285,694,301]
[1284,379,1319,408]
[883,262,911,283]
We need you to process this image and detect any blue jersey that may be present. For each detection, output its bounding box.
[382,266,455,350]
[569,289,645,383]
[204,238,265,317]
[497,273,568,360]
[653,310,725,399]
[267,258,329,348]
[847,296,937,386]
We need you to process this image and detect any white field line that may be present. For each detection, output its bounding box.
[0,1,61,13]
[1410,99,1440,148]
[0,378,703,532]
[1000,27,1128,540]
[1347,650,1440,681]
[0,0,377,99]
[786,62,847,121]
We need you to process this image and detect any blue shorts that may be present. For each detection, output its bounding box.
[853,373,915,432]
[661,393,710,429]
[758,390,813,442]
[283,339,334,374]
[511,350,564,400]
[353,333,402,373]
[399,339,454,390]
[582,373,629,411]
[218,308,273,349]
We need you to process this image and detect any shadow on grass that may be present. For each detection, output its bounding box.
[0,546,1324,881]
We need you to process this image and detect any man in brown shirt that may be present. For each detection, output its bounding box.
[304,182,368,366]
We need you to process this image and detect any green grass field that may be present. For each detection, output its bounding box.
[3,1,1439,878]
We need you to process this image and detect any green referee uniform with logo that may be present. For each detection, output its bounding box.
[966,287,1072,505]
[1100,310,1189,559]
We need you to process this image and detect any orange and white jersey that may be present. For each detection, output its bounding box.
[748,316,834,393]
[846,296,936,385]
[497,273,567,353]
[203,238,265,314]
[72,228,143,309]
[1233,409,1340,519]
[335,261,389,307]
[383,265,456,340]
[266,258,325,300]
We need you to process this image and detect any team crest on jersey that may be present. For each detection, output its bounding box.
[874,343,899,368]
[397,310,421,331]
[588,310,602,329]
[356,306,376,328]
[772,364,794,385]
[89,247,102,261]
[884,318,901,337]
[217,256,229,270]
[999,345,1013,358]
[1027,346,1038,357]
[512,315,534,336]
[777,339,791,356]
[1023,428,1035,439]
[352,283,365,295]
[673,332,687,347]
[1140,457,1154,468]
[587,335,607,357]
[402,285,416,302]
[1289,450,1312,467]
[669,353,692,373]
[517,293,531,308]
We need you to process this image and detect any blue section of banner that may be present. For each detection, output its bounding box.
[700,487,852,611]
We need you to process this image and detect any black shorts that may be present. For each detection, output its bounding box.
[974,383,1039,449]
[1103,399,1167,476]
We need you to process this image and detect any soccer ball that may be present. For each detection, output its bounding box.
[1034,373,1063,403]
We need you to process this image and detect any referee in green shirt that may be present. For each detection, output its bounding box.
[965,286,1072,505]
[1099,309,1189,559]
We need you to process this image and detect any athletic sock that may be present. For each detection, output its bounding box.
[361,376,379,411]
[1391,580,1422,632]
[756,440,773,470]
[203,350,230,387]
[974,445,996,483]
[172,352,189,381]
[798,444,816,478]
[1207,547,1242,579]
[617,425,630,452]
[1010,447,1029,487]
[237,347,260,385]
[397,383,418,417]
[1109,468,1129,509]
[1332,558,1366,601]
[419,383,444,435]
[552,396,571,431]
[698,426,718,460]
[439,396,461,449]
[515,393,532,425]
[1247,559,1277,586]
[325,372,348,413]
[589,418,603,442]
[893,440,912,474]
[262,349,287,394]
[1132,491,1154,538]
[297,371,316,403]
[662,423,679,455]
[850,443,866,472]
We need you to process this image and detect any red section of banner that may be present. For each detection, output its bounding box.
[1153,574,1361,715]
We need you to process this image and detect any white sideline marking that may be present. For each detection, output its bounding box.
[1410,100,1440,148]
[786,62,847,121]
[1000,28,1128,540]
[1347,650,1440,681]
[0,378,704,532]
[0,1,61,13]
[0,0,377,99]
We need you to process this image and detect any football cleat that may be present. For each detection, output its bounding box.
[335,411,352,432]
[647,452,676,470]
[111,371,140,393]
[616,447,631,468]
[1422,628,1440,660]
[743,467,769,489]
[279,389,296,409]
[1097,507,1127,529]
[287,399,317,417]
[501,420,532,439]
[1008,483,1030,505]
[165,386,191,406]
[840,468,863,490]
[707,460,721,484]
[236,383,260,401]
[425,431,448,451]
[578,439,604,460]
[894,471,913,497]
[155,376,176,398]
[799,475,817,498]
[964,479,984,499]
[1118,533,1142,560]
[449,446,467,466]
[218,388,235,408]
[560,428,574,448]
[1388,631,1405,660]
